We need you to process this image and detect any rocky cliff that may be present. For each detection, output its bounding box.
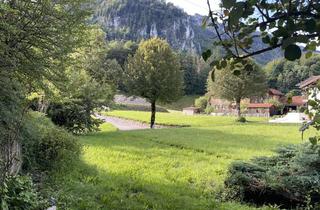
[92,0,214,54]
[91,0,282,64]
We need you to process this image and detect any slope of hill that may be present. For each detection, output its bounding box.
[91,0,282,65]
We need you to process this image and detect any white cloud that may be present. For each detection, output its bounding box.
[166,0,220,16]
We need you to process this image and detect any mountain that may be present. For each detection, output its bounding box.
[92,0,214,54]
[91,0,282,65]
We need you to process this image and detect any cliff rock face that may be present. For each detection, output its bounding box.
[91,0,282,64]
[92,0,214,54]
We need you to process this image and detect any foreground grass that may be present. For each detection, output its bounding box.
[48,111,314,210]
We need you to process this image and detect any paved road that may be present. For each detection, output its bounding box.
[95,114,165,131]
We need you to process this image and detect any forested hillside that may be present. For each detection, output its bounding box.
[91,0,282,64]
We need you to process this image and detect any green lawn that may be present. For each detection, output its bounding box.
[103,110,269,126]
[49,111,314,210]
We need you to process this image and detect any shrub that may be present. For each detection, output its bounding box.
[299,106,307,113]
[0,175,47,210]
[265,98,285,114]
[204,105,215,115]
[47,102,102,134]
[22,112,81,172]
[194,96,208,111]
[236,116,246,123]
[224,143,320,209]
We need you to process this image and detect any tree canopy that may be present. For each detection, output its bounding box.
[126,38,183,128]
[208,60,267,117]
[265,55,320,93]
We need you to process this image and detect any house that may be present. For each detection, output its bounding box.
[209,98,236,116]
[247,103,276,117]
[251,88,286,103]
[269,88,285,98]
[297,75,320,100]
[182,107,200,115]
[208,88,285,117]
[297,75,320,91]
[285,96,307,111]
[296,75,320,111]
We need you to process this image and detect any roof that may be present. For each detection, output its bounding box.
[291,96,307,106]
[297,75,320,89]
[247,103,274,108]
[268,88,284,96]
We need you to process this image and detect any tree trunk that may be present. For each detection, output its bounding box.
[150,101,156,129]
[236,99,241,118]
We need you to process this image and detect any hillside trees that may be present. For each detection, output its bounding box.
[179,53,211,95]
[126,38,183,128]
[208,60,267,117]
[97,41,138,91]
[266,55,320,93]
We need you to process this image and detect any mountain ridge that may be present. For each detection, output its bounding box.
[91,0,282,65]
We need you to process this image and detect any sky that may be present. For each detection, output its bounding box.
[165,0,220,15]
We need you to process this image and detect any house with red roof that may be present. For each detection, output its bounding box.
[209,88,285,117]
[285,96,307,112]
[295,75,320,110]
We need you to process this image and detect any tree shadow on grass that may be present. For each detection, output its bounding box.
[49,156,255,210]
[56,125,303,210]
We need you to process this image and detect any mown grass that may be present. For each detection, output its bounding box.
[48,111,314,210]
[103,110,268,126]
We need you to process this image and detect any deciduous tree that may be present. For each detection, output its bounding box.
[126,38,183,128]
[208,60,267,117]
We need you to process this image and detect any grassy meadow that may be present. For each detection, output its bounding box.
[49,111,314,210]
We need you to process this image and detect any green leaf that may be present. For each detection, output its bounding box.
[202,49,212,61]
[222,0,236,9]
[270,36,278,47]
[244,64,253,72]
[1,200,8,210]
[220,60,227,68]
[282,36,308,49]
[273,27,289,38]
[305,51,313,59]
[233,69,241,76]
[284,44,301,61]
[210,60,219,67]
[262,35,270,44]
[306,19,317,32]
[305,41,317,51]
[260,23,267,31]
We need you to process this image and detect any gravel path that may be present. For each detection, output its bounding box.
[95,114,165,131]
